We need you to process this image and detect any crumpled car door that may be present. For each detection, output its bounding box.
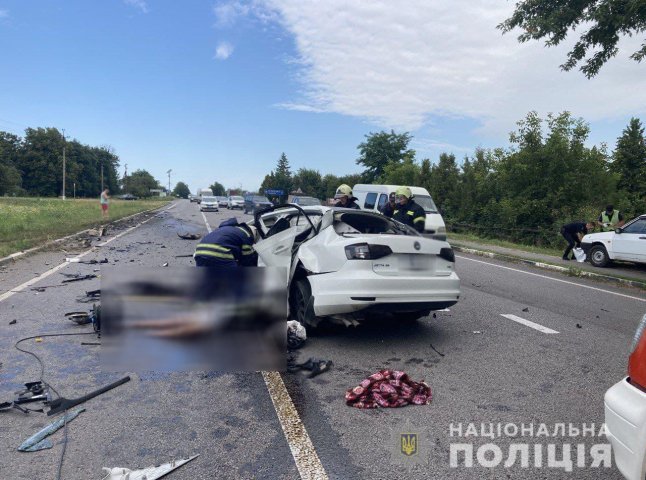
[254,227,299,285]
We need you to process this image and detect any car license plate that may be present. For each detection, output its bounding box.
[401,254,432,271]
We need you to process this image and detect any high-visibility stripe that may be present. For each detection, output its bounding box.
[414,216,425,223]
[236,226,251,237]
[407,211,414,216]
[194,250,235,260]
[198,243,232,252]
[241,250,255,256]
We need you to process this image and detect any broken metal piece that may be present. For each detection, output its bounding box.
[15,382,50,404]
[47,376,130,416]
[177,232,201,240]
[18,408,85,452]
[65,311,92,325]
[61,274,98,284]
[101,454,199,480]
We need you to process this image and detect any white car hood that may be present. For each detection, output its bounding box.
[582,232,614,243]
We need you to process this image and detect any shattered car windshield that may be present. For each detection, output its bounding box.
[333,211,416,235]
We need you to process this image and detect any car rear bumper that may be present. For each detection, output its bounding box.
[605,377,646,480]
[200,206,219,211]
[308,271,460,316]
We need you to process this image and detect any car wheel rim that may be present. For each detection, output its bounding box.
[592,251,605,263]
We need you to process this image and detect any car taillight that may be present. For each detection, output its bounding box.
[438,247,455,262]
[631,314,646,353]
[345,243,392,260]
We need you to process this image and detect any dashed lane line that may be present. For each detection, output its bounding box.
[500,314,559,334]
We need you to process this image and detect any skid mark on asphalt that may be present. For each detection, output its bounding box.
[500,314,559,334]
[0,205,172,303]
[198,208,327,479]
[457,255,646,303]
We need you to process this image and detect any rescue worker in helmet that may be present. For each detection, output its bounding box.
[194,218,258,267]
[392,186,426,233]
[334,184,360,209]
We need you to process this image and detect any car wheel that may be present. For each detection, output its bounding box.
[589,245,610,267]
[290,278,318,327]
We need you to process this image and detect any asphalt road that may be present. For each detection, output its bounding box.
[1,199,645,479]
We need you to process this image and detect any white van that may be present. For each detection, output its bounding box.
[197,188,213,204]
[352,184,447,240]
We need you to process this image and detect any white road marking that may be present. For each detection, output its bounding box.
[200,211,212,233]
[198,210,327,479]
[262,372,328,480]
[0,206,169,303]
[457,255,646,303]
[500,314,559,334]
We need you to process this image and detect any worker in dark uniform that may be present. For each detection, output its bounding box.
[194,218,258,267]
[380,192,396,218]
[392,186,426,233]
[334,184,360,209]
[560,221,594,260]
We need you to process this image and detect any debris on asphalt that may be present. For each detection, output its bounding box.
[35,338,42,343]
[162,262,169,267]
[287,320,306,350]
[576,324,582,328]
[18,408,85,452]
[429,343,445,357]
[345,370,432,409]
[473,331,482,334]
[61,274,98,284]
[177,232,202,240]
[81,342,101,346]
[77,289,101,303]
[9,320,16,325]
[101,454,200,480]
[288,357,332,378]
[47,376,130,416]
[175,254,194,258]
[522,307,529,312]
[65,311,92,325]
[30,284,68,292]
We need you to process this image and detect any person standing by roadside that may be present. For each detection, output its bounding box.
[100,188,110,220]
[598,204,625,232]
[560,221,594,260]
[380,192,396,218]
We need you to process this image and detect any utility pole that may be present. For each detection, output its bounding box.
[62,129,66,200]
[124,164,128,193]
[73,182,76,199]
[167,169,172,195]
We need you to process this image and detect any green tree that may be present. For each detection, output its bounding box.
[209,181,225,196]
[380,157,421,185]
[292,168,324,199]
[614,118,646,197]
[0,132,23,195]
[123,169,160,198]
[356,130,415,183]
[173,182,191,198]
[18,128,65,196]
[429,153,460,216]
[499,0,646,77]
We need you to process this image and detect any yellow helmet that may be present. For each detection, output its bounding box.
[334,184,352,199]
[395,186,412,199]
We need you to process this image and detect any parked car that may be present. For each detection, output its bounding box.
[118,194,138,200]
[199,196,219,212]
[605,313,646,480]
[287,195,321,206]
[581,214,646,267]
[251,204,460,327]
[352,184,447,240]
[244,194,273,214]
[227,195,244,210]
[216,196,228,207]
[189,194,198,203]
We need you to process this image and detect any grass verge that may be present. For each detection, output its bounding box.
[0,197,171,257]
[447,231,563,257]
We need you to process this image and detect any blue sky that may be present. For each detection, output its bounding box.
[0,0,644,193]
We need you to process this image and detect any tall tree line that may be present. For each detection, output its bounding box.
[0,127,120,197]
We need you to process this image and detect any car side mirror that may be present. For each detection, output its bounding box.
[615,228,622,234]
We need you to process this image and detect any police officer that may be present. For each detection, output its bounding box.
[380,192,396,218]
[598,204,625,232]
[194,218,258,267]
[560,221,594,260]
[334,184,360,209]
[392,186,426,233]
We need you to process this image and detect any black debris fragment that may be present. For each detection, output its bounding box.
[576,324,582,329]
[61,274,97,284]
[522,307,529,312]
[288,357,332,378]
[177,232,201,240]
[9,320,16,325]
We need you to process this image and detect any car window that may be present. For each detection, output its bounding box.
[623,219,646,234]
[377,193,388,209]
[414,195,439,213]
[231,196,243,201]
[333,211,412,235]
[364,192,377,209]
[202,196,216,202]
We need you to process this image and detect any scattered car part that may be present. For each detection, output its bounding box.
[177,232,201,240]
[288,357,332,378]
[61,274,98,283]
[287,320,306,350]
[15,381,50,404]
[101,454,199,480]
[65,311,92,325]
[47,376,130,416]
[18,408,85,452]
[9,319,16,325]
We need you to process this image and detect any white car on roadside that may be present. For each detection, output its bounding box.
[227,196,244,210]
[581,215,646,267]
[251,204,460,326]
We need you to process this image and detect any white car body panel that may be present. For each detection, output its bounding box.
[605,378,646,480]
[582,216,646,264]
[252,205,460,321]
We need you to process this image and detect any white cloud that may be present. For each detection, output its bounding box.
[253,0,645,137]
[214,42,234,60]
[124,0,148,14]
[213,1,278,28]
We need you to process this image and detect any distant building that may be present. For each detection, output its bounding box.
[149,189,167,197]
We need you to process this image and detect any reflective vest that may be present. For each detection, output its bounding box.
[194,218,256,265]
[393,200,426,233]
[601,210,619,231]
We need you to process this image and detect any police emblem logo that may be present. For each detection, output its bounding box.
[400,433,418,457]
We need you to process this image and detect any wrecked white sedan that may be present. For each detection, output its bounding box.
[251,204,460,326]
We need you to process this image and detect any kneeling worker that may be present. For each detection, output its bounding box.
[194,218,258,267]
[392,186,426,233]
